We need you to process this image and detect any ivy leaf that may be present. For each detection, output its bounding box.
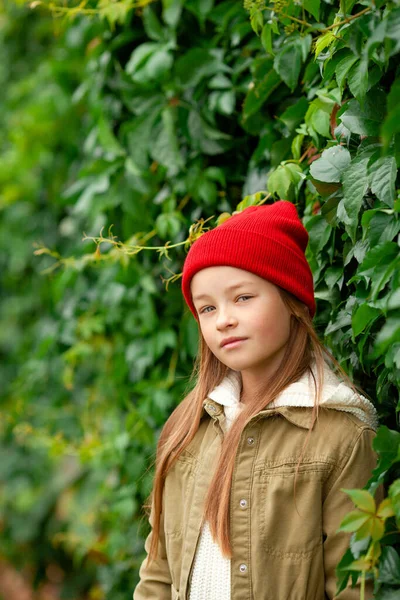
[355,241,399,300]
[267,163,304,200]
[342,154,369,242]
[389,479,400,523]
[382,78,400,148]
[373,426,400,473]
[303,0,320,21]
[373,318,400,358]
[243,69,281,119]
[368,154,397,207]
[335,548,354,595]
[377,547,400,585]
[335,52,358,93]
[339,97,386,136]
[261,22,273,55]
[150,108,183,176]
[315,31,336,58]
[376,498,395,520]
[162,0,183,27]
[342,489,376,514]
[175,48,224,88]
[143,5,166,42]
[274,42,302,92]
[309,146,351,183]
[339,510,371,532]
[347,58,369,104]
[279,97,308,131]
[352,304,381,340]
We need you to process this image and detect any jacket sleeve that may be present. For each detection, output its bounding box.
[322,426,382,600]
[133,501,172,600]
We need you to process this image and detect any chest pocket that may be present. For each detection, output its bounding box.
[255,460,331,559]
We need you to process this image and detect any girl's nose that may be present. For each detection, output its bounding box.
[216,308,237,330]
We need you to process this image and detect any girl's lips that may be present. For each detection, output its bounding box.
[221,339,247,349]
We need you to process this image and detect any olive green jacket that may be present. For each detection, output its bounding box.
[134,366,379,600]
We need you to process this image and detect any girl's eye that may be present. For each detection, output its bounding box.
[199,305,214,315]
[237,295,252,302]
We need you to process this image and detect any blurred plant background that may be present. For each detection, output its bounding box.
[0,0,399,598]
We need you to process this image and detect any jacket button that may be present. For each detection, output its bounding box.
[239,564,248,573]
[239,499,247,509]
[247,437,255,446]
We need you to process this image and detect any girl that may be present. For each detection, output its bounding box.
[133,201,379,600]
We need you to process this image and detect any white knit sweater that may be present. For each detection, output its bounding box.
[188,361,378,600]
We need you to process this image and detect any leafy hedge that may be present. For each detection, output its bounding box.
[0,1,399,598]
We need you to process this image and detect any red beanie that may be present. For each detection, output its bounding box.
[181,201,316,319]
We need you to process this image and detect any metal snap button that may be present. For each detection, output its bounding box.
[239,499,247,509]
[247,436,255,446]
[239,563,247,573]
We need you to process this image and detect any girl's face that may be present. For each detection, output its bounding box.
[191,266,292,380]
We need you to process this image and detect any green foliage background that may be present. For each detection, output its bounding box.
[0,0,399,598]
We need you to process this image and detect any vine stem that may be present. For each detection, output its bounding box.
[360,571,366,600]
[279,12,312,28]
[322,7,371,32]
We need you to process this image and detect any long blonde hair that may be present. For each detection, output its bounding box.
[147,288,367,560]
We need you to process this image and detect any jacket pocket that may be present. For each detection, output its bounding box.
[171,584,180,600]
[256,463,328,559]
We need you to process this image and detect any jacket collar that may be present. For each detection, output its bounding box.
[202,360,378,430]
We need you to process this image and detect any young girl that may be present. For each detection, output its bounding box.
[133,201,379,600]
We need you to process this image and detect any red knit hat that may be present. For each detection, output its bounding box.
[181,201,316,319]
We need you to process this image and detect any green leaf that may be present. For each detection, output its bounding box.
[368,155,397,207]
[347,58,369,104]
[143,5,166,41]
[306,214,331,255]
[250,9,264,35]
[335,547,355,595]
[352,304,381,338]
[162,0,183,27]
[376,497,395,519]
[339,97,386,136]
[303,0,320,21]
[373,426,400,472]
[261,22,273,55]
[155,212,182,240]
[335,53,358,93]
[342,489,376,514]
[150,108,183,176]
[291,134,304,160]
[306,98,332,138]
[175,48,224,88]
[243,69,281,119]
[126,42,161,78]
[389,479,400,522]
[377,547,400,585]
[309,146,351,183]
[355,241,400,300]
[267,165,293,199]
[279,97,308,131]
[314,31,336,58]
[236,191,268,212]
[339,509,371,532]
[382,79,400,148]
[373,318,400,358]
[267,164,304,200]
[274,43,302,92]
[342,154,369,241]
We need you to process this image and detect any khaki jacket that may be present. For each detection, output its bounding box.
[134,366,379,600]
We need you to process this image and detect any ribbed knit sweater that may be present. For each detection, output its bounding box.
[187,361,378,600]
